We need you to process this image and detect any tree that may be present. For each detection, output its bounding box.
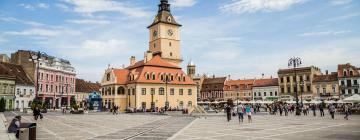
[0,98,6,112]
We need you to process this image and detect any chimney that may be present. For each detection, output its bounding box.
[144,51,153,63]
[130,56,136,66]
[212,74,215,78]
[228,75,231,80]
[325,70,328,75]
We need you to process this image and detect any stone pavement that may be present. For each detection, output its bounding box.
[171,113,360,140]
[1,111,360,140]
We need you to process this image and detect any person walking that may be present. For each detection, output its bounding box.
[344,104,350,120]
[319,102,325,117]
[284,104,288,116]
[246,105,252,123]
[8,116,21,139]
[225,105,232,122]
[279,104,283,116]
[329,104,336,119]
[33,107,42,120]
[311,104,316,116]
[237,103,244,123]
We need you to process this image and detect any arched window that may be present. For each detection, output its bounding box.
[160,74,164,81]
[146,73,150,80]
[159,87,164,95]
[170,52,173,57]
[152,74,155,80]
[106,73,111,81]
[117,87,125,95]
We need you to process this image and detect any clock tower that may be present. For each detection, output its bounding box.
[148,0,183,66]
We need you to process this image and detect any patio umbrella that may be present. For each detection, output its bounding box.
[343,94,360,103]
[309,100,321,104]
[324,100,335,104]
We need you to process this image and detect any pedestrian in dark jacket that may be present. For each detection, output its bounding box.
[8,116,21,138]
[225,105,232,122]
[33,107,42,120]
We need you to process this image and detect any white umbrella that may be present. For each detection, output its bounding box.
[324,100,335,104]
[343,94,360,103]
[309,100,321,104]
[286,100,296,104]
[249,100,256,104]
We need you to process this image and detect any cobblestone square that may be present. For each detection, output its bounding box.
[2,111,360,140]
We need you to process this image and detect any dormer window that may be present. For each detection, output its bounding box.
[152,74,156,80]
[106,73,111,81]
[146,73,150,80]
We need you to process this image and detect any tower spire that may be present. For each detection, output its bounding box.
[159,0,170,12]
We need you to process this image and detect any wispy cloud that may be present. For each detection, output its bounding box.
[171,0,197,8]
[220,0,307,14]
[330,0,352,5]
[324,12,360,22]
[299,30,352,37]
[66,19,111,25]
[19,3,49,10]
[0,16,44,27]
[60,0,150,17]
[4,28,81,37]
[55,3,71,11]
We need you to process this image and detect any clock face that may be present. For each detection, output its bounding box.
[167,29,173,36]
[153,30,158,37]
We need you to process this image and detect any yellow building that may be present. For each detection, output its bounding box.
[312,71,339,100]
[100,0,197,111]
[278,66,322,100]
[0,75,16,110]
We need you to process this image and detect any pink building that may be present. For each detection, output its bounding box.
[11,50,76,108]
[37,57,76,107]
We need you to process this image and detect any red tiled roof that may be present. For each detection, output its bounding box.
[253,78,278,87]
[203,77,227,84]
[127,55,180,69]
[113,69,129,84]
[337,63,360,78]
[225,79,255,90]
[113,55,195,85]
[313,73,338,83]
[75,79,100,93]
[0,62,34,85]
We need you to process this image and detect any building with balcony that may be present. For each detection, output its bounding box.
[338,63,360,97]
[278,66,322,100]
[11,50,76,108]
[312,71,339,100]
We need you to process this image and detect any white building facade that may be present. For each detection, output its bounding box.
[15,85,35,111]
[252,78,279,101]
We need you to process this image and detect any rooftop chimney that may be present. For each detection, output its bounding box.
[325,70,328,75]
[144,51,153,63]
[130,56,136,66]
[228,75,231,80]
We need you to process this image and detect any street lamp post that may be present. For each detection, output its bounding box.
[300,81,304,106]
[28,51,46,102]
[163,76,171,112]
[288,57,302,116]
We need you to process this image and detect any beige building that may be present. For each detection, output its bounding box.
[100,0,197,111]
[0,54,10,63]
[278,66,322,101]
[312,71,339,100]
[100,55,197,111]
[224,79,255,101]
[0,75,16,110]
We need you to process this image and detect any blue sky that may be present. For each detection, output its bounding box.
[1,0,359,82]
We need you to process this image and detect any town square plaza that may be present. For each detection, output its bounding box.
[1,111,360,140]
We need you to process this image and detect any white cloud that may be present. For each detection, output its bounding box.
[19,4,35,10]
[300,30,352,37]
[4,28,81,37]
[330,0,352,5]
[324,12,360,22]
[220,0,306,14]
[61,0,150,17]
[19,3,50,10]
[171,0,197,8]
[0,17,44,27]
[66,19,110,25]
[37,3,50,9]
[55,3,71,11]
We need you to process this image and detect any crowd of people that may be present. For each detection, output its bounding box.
[224,101,355,123]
